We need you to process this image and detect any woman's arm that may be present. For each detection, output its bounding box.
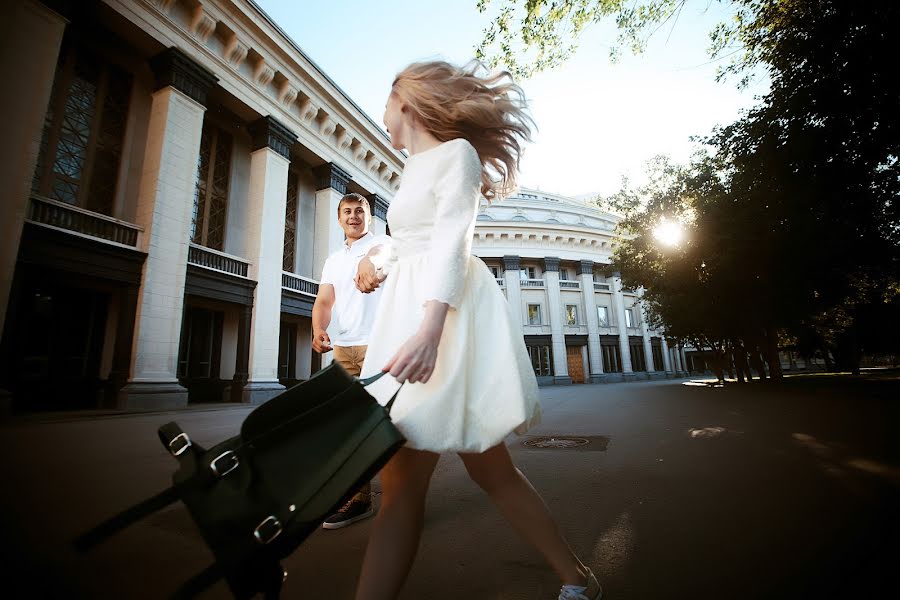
[382,300,449,383]
[382,141,482,383]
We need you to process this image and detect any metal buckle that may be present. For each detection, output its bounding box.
[209,450,239,477]
[253,516,282,544]
[168,433,191,456]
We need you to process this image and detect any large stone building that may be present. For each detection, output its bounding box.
[0,0,688,414]
[1,0,401,411]
[474,189,689,385]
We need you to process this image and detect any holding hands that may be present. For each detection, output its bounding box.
[355,256,385,293]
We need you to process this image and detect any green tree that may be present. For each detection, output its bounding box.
[477,0,772,83]
[603,2,900,376]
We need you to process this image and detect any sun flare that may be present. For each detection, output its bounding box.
[653,221,684,247]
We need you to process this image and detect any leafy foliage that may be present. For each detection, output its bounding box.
[596,1,900,376]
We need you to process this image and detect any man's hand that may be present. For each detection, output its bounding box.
[355,256,384,293]
[312,329,332,353]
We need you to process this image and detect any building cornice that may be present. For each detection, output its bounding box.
[111,0,403,198]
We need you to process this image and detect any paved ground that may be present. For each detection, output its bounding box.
[1,374,898,599]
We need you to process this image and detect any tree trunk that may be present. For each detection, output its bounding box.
[848,326,861,376]
[749,352,767,381]
[731,348,746,383]
[734,339,753,382]
[743,353,753,382]
[763,328,783,382]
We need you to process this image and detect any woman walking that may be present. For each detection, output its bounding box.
[355,60,602,600]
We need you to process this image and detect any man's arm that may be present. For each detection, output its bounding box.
[312,283,336,353]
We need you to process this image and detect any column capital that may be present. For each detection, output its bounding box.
[149,47,218,106]
[502,255,520,270]
[612,270,622,278]
[249,116,298,160]
[579,260,594,276]
[313,162,352,194]
[543,256,560,272]
[366,193,389,221]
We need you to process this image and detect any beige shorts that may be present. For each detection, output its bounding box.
[332,344,368,377]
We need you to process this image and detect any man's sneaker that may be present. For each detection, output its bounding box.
[558,568,602,600]
[321,499,375,530]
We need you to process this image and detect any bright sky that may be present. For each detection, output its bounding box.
[255,0,768,198]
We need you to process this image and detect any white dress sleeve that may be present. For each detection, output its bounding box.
[367,233,396,276]
[422,140,482,309]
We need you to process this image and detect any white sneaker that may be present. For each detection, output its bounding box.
[558,567,602,600]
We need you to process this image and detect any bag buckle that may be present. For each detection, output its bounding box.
[253,516,282,544]
[209,450,239,477]
[168,433,191,456]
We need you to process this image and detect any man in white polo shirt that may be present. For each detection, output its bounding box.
[312,192,385,529]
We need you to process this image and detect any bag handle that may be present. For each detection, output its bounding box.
[357,371,403,413]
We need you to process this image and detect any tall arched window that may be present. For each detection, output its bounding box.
[31,43,132,216]
[283,170,299,272]
[192,121,232,250]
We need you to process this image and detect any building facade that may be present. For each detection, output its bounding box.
[0,0,402,411]
[473,189,690,385]
[0,0,689,414]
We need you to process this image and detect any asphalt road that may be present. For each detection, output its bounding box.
[1,374,897,599]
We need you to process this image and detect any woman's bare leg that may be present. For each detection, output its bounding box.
[355,447,440,600]
[459,442,589,585]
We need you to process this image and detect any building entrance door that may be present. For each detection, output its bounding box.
[566,345,586,384]
[177,306,224,403]
[5,277,109,410]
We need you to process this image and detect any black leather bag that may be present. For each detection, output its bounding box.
[75,364,404,599]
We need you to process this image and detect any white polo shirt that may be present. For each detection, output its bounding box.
[320,232,386,346]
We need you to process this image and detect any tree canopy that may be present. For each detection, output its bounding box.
[477,0,779,84]
[481,0,900,377]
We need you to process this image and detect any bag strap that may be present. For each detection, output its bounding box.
[171,563,222,599]
[73,486,180,552]
[357,371,404,413]
[158,422,194,461]
[173,560,285,600]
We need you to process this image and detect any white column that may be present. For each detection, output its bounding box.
[579,260,603,380]
[295,319,313,380]
[242,116,297,403]
[0,1,67,349]
[611,272,634,374]
[503,255,524,329]
[312,163,351,280]
[661,336,674,373]
[673,344,683,373]
[638,298,655,373]
[680,345,689,374]
[366,193,389,237]
[119,49,217,409]
[543,257,570,383]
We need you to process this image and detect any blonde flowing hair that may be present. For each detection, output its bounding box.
[391,60,535,201]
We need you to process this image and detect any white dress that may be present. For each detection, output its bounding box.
[360,138,541,454]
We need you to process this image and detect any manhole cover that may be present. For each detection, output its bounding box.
[523,436,590,449]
